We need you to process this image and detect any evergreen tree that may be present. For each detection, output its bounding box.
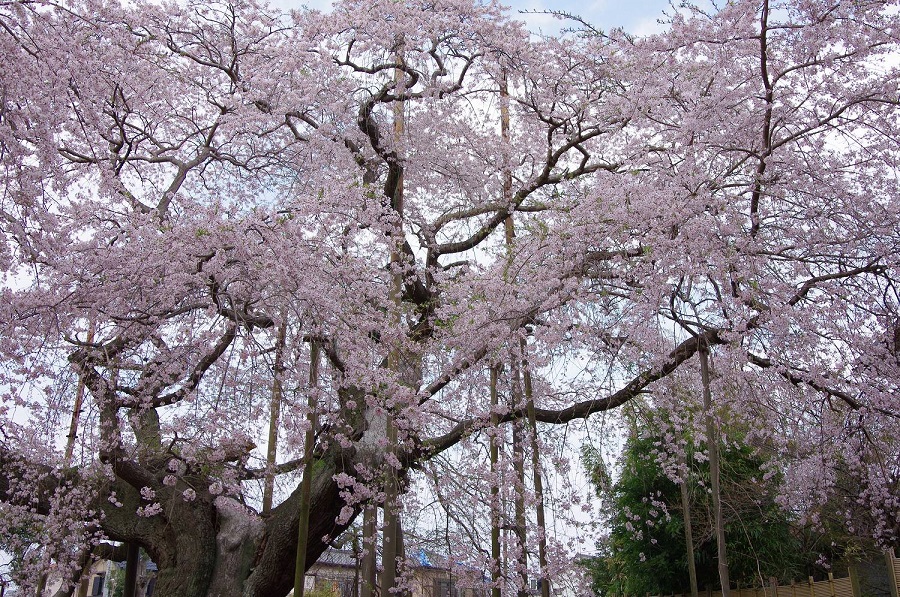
[584,431,808,596]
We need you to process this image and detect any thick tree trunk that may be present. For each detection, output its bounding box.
[85,449,353,597]
[0,427,363,597]
[137,504,218,597]
[243,453,354,597]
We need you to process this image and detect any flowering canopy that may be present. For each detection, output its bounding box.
[0,0,898,595]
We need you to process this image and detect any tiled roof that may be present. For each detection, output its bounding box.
[315,549,357,568]
[313,547,463,571]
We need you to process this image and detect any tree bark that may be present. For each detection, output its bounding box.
[382,42,406,597]
[501,71,529,597]
[244,453,353,597]
[64,324,94,466]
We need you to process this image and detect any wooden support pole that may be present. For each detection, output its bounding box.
[262,319,287,515]
[701,347,730,597]
[360,506,377,597]
[123,543,140,597]
[293,340,320,597]
[522,343,550,597]
[490,365,502,597]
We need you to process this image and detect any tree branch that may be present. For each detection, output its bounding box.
[420,329,724,457]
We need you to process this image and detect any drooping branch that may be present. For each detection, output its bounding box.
[746,352,862,410]
[787,261,885,307]
[0,446,75,516]
[420,329,725,457]
[69,321,238,412]
[431,133,622,258]
[121,324,238,409]
[208,275,275,329]
[420,345,491,402]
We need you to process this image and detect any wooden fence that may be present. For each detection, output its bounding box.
[629,550,900,597]
[890,548,900,597]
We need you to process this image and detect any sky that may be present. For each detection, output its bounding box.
[502,0,674,36]
[269,0,676,36]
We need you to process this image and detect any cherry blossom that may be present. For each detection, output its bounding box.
[0,0,898,595]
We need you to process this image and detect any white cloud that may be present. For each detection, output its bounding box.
[267,0,333,12]
[506,0,568,36]
[630,15,667,37]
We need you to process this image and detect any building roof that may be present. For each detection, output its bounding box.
[312,547,468,572]
[113,560,158,572]
[315,549,358,568]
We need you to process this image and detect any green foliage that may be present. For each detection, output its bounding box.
[108,564,125,597]
[0,509,41,581]
[583,432,811,596]
[789,462,885,578]
[582,445,612,497]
